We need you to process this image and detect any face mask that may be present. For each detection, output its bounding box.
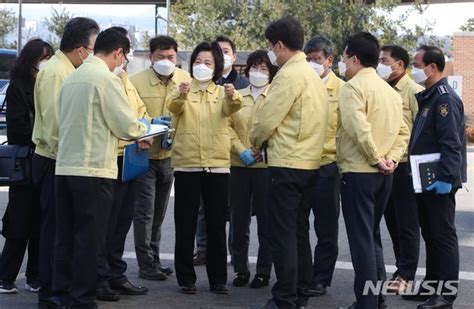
[376,63,393,81]
[113,64,124,76]
[223,54,233,71]
[411,67,428,84]
[38,60,48,71]
[338,61,347,77]
[249,71,269,88]
[80,50,93,64]
[153,59,175,76]
[309,61,325,76]
[267,45,279,67]
[127,49,134,63]
[193,64,213,82]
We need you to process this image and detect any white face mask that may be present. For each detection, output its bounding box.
[267,48,279,67]
[223,54,233,71]
[153,59,175,76]
[127,49,134,63]
[193,64,213,82]
[338,61,347,77]
[376,63,393,81]
[411,67,428,84]
[113,63,124,76]
[80,51,93,64]
[309,61,325,76]
[249,71,269,88]
[38,60,48,71]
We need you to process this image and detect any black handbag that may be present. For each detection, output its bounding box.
[0,143,33,186]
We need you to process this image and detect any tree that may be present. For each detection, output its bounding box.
[44,7,74,49]
[0,9,17,48]
[142,30,151,49]
[460,18,474,32]
[170,0,435,57]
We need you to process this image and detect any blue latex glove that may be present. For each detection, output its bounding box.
[239,149,256,166]
[152,115,171,127]
[138,118,151,133]
[161,132,173,150]
[426,180,452,195]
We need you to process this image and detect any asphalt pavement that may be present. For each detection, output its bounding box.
[0,153,472,308]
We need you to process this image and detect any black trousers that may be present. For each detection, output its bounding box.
[53,176,113,306]
[384,162,420,280]
[310,162,340,287]
[266,167,318,308]
[230,167,272,276]
[174,172,228,287]
[341,173,392,309]
[32,153,56,299]
[0,237,39,283]
[97,157,139,287]
[417,191,459,301]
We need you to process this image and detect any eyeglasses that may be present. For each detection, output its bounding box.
[123,53,130,66]
[82,46,94,54]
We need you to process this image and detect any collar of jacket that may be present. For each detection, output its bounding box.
[393,73,412,91]
[280,52,307,70]
[85,55,112,72]
[326,70,340,90]
[220,69,238,85]
[415,77,448,103]
[240,85,268,104]
[190,79,218,94]
[147,68,175,86]
[353,66,377,78]
[55,49,75,71]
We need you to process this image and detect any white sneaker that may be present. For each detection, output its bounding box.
[25,282,41,293]
[0,282,18,294]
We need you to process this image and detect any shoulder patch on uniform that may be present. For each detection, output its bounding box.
[437,85,449,95]
[438,103,449,117]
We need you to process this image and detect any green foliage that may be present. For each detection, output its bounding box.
[170,0,442,58]
[44,6,74,49]
[0,9,17,48]
[460,18,474,32]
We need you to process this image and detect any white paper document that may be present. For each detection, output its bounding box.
[121,124,170,141]
[409,153,441,193]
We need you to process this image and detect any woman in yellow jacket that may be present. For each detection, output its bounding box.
[229,50,278,289]
[168,41,243,295]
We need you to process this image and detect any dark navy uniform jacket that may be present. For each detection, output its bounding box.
[216,69,250,90]
[408,78,467,189]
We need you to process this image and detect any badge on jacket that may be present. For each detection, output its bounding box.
[422,107,429,118]
[438,103,449,117]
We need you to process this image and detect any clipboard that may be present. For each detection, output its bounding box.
[122,143,149,182]
[121,124,173,142]
[409,153,441,193]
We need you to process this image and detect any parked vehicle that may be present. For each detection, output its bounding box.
[0,49,17,129]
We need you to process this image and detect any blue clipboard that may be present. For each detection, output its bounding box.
[122,143,149,182]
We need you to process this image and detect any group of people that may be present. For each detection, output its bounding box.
[0,13,467,309]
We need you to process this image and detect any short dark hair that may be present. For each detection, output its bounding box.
[60,17,100,53]
[10,38,54,81]
[149,35,178,53]
[244,49,278,83]
[189,41,224,83]
[417,45,445,72]
[304,34,333,58]
[215,35,236,53]
[93,28,130,55]
[381,45,409,69]
[344,32,380,69]
[108,26,128,36]
[265,16,304,51]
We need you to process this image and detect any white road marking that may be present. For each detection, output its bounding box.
[121,252,474,281]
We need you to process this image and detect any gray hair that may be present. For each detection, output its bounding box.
[304,35,333,58]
